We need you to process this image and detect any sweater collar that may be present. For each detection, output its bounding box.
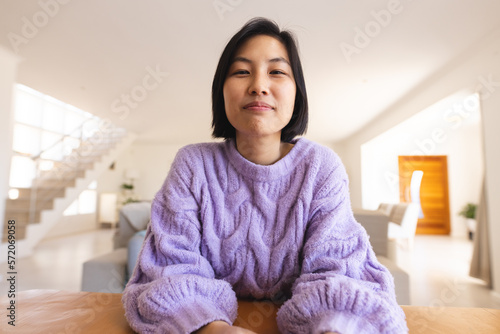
[224,137,310,181]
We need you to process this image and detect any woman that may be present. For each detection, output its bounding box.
[123,18,408,334]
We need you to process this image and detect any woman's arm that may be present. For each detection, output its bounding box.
[122,149,238,333]
[276,163,408,334]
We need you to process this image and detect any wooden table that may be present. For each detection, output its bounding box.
[1,290,499,333]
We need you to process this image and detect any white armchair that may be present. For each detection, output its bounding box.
[379,203,419,248]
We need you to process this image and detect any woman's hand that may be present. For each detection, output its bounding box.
[194,321,258,334]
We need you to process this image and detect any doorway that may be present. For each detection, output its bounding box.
[398,155,451,235]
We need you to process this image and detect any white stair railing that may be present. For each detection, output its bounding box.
[5,117,128,241]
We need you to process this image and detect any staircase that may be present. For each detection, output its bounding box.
[1,124,136,258]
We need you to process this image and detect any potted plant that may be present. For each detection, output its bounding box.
[121,183,134,191]
[121,183,138,205]
[459,203,477,240]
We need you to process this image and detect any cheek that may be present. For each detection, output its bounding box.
[223,84,238,126]
[277,80,296,98]
[278,84,296,113]
[282,87,296,124]
[223,82,240,111]
[288,83,297,103]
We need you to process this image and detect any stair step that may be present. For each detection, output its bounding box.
[72,148,111,157]
[52,161,94,170]
[40,169,85,180]
[89,139,124,145]
[6,198,54,211]
[34,178,76,188]
[16,187,65,199]
[62,155,101,164]
[2,128,132,243]
[4,210,41,224]
[89,138,120,145]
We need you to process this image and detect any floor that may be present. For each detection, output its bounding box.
[395,235,500,308]
[0,228,115,293]
[1,229,499,309]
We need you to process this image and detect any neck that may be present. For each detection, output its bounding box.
[235,133,293,165]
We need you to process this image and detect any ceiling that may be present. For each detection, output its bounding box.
[1,0,499,145]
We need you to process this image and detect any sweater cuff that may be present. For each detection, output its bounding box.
[312,310,378,334]
[162,298,234,333]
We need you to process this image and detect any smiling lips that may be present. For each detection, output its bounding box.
[243,101,274,111]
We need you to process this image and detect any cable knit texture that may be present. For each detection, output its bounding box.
[122,138,408,334]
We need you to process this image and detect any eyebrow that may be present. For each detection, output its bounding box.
[231,56,291,67]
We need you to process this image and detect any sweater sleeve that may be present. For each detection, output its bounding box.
[276,160,408,334]
[122,148,238,334]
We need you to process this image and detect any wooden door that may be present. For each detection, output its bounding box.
[398,156,451,235]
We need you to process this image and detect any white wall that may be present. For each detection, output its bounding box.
[103,138,343,204]
[48,213,97,239]
[96,142,185,203]
[0,46,19,239]
[361,92,484,237]
[338,28,500,293]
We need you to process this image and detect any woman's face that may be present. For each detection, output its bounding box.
[223,35,296,140]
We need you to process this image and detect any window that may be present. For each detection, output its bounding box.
[10,84,103,217]
[63,181,98,216]
[9,156,36,188]
[10,84,95,188]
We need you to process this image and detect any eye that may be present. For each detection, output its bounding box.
[270,70,286,75]
[232,70,250,76]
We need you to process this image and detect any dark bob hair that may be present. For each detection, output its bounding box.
[211,18,308,142]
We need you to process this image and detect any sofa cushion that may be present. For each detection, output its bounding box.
[113,202,151,249]
[81,248,127,293]
[127,230,147,282]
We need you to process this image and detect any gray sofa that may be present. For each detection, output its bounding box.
[81,201,151,293]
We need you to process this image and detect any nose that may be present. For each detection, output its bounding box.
[248,72,269,95]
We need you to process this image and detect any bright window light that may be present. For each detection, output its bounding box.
[62,137,80,155]
[39,160,54,171]
[14,88,43,127]
[63,181,98,216]
[42,102,65,133]
[64,111,86,135]
[10,84,109,214]
[63,200,79,216]
[8,189,19,200]
[13,124,41,156]
[78,189,97,214]
[9,156,35,188]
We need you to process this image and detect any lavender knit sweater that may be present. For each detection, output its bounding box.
[122,138,408,334]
